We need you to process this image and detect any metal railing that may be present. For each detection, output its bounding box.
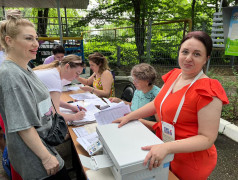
[81,19,192,67]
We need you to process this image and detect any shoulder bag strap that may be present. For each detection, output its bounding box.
[51,99,58,114]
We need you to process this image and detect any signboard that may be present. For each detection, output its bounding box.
[225,8,238,56]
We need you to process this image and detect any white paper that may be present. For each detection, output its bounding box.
[79,154,95,170]
[64,103,100,126]
[73,123,97,137]
[59,101,85,114]
[76,132,99,152]
[73,126,89,137]
[86,167,115,180]
[70,92,98,100]
[84,123,98,134]
[68,86,80,91]
[79,154,113,170]
[62,84,83,92]
[84,98,107,106]
[95,102,131,125]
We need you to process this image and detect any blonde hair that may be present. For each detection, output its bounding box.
[0,9,34,52]
[88,52,110,74]
[34,54,84,70]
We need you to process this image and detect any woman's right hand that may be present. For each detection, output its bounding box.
[109,97,121,103]
[73,111,85,121]
[112,115,130,128]
[42,154,59,176]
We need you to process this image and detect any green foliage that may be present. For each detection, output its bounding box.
[207,68,238,122]
[84,35,139,66]
[31,8,82,36]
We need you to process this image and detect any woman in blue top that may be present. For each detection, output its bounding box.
[110,63,160,127]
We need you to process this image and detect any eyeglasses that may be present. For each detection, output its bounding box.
[132,77,139,84]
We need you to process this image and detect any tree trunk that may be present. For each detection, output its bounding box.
[222,0,229,7]
[191,0,196,31]
[37,8,49,36]
[132,0,145,63]
[215,0,218,12]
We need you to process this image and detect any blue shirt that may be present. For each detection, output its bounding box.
[131,85,160,122]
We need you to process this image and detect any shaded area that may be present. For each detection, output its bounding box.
[209,134,238,180]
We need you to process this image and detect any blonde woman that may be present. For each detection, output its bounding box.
[34,55,86,122]
[0,12,71,179]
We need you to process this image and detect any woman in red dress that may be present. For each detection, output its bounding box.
[114,31,229,180]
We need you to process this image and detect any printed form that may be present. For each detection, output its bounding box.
[94,102,131,125]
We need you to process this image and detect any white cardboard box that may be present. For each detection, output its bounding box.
[96,121,174,180]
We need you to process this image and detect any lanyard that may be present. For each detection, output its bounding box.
[160,70,203,125]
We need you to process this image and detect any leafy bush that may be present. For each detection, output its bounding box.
[207,68,238,123]
[84,37,139,66]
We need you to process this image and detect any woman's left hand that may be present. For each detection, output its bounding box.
[80,85,93,92]
[142,143,169,170]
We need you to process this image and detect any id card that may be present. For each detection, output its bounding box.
[162,121,175,142]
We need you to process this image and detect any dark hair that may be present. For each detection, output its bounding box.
[180,31,213,57]
[88,52,110,74]
[52,45,65,55]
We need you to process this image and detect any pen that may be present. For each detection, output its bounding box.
[77,105,81,111]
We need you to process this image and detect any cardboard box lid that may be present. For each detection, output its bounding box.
[97,121,174,175]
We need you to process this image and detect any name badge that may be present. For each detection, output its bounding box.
[162,121,175,142]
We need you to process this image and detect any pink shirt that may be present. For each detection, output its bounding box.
[43,55,55,64]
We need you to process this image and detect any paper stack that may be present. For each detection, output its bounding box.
[62,83,83,92]
[59,102,99,126]
[94,102,131,125]
[68,103,100,126]
[70,92,98,101]
[73,123,102,155]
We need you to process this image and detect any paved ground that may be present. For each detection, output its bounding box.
[209,134,238,180]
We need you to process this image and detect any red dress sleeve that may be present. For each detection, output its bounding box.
[195,79,229,111]
[162,68,180,83]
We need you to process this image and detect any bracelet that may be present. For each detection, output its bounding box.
[91,87,95,93]
[43,155,52,165]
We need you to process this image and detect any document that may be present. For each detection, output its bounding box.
[76,132,99,150]
[84,98,107,106]
[62,84,83,92]
[70,92,98,101]
[73,123,97,137]
[73,123,102,155]
[79,154,113,170]
[76,132,103,155]
[94,102,131,125]
[86,167,115,180]
[60,102,100,126]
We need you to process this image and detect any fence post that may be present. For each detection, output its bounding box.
[146,19,152,63]
[206,57,211,74]
[117,46,121,66]
[231,56,235,67]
